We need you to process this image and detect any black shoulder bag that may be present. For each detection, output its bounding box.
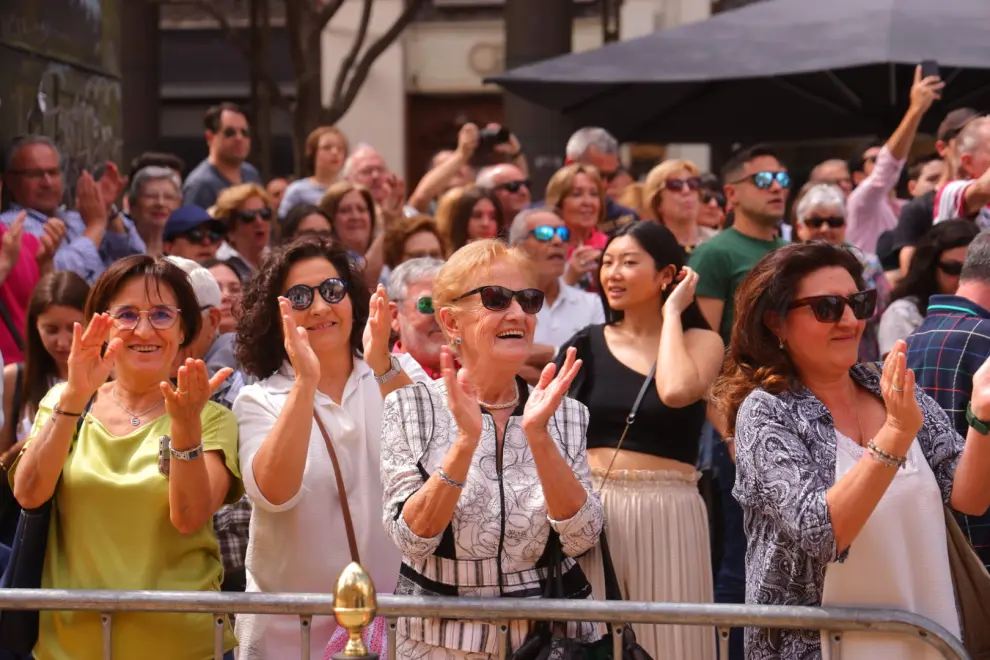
[0,395,93,655]
[513,366,657,660]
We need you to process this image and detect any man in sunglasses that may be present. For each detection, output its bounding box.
[182,102,262,211]
[162,206,228,262]
[906,232,990,570]
[563,127,638,232]
[476,163,532,221]
[386,258,447,380]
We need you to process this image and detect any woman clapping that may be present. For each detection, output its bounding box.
[11,255,242,660]
[381,239,604,659]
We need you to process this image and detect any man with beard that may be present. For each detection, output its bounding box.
[182,103,262,210]
[387,258,447,379]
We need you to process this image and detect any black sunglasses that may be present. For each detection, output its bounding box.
[235,208,273,223]
[180,228,225,244]
[283,277,348,310]
[802,216,845,230]
[665,177,701,192]
[496,179,530,194]
[222,127,250,138]
[938,260,964,276]
[734,171,791,190]
[702,190,726,208]
[788,289,877,323]
[528,225,570,242]
[453,286,545,315]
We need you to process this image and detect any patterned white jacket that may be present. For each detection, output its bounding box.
[381,376,605,655]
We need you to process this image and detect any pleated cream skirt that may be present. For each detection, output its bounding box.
[578,469,715,660]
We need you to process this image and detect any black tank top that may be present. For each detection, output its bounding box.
[558,324,706,465]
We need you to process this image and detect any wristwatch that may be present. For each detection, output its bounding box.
[966,403,990,435]
[167,436,205,461]
[375,355,402,384]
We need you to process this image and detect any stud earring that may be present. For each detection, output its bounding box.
[454,337,462,345]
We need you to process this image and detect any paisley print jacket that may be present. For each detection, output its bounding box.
[732,363,963,659]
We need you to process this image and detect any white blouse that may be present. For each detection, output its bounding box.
[233,356,427,660]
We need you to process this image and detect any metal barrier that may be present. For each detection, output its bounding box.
[0,588,970,660]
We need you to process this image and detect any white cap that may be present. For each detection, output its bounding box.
[165,256,223,309]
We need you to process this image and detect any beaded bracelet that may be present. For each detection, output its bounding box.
[867,440,906,469]
[436,467,465,489]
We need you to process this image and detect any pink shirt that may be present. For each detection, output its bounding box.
[845,145,907,254]
[0,227,42,365]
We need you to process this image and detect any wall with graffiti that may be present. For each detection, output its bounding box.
[0,0,122,204]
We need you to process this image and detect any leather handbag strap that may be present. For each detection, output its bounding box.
[0,297,23,351]
[598,363,657,493]
[312,411,361,565]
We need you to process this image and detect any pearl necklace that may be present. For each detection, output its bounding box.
[478,381,520,410]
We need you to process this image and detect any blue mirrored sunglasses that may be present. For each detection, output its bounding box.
[529,225,570,242]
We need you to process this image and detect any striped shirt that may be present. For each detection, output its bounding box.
[905,294,990,568]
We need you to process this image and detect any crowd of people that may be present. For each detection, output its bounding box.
[0,63,988,660]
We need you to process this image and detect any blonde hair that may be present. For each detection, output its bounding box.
[212,183,273,225]
[643,159,701,221]
[434,240,536,317]
[544,164,606,227]
[618,182,651,220]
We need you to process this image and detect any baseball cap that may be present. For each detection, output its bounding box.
[164,206,227,241]
[937,108,980,143]
[165,256,223,309]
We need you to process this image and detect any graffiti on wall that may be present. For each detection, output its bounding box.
[0,0,120,205]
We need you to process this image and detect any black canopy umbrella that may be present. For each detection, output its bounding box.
[486,0,990,143]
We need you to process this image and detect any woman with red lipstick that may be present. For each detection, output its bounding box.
[545,164,609,292]
[434,185,503,252]
[213,183,275,281]
[643,159,717,256]
[557,221,723,660]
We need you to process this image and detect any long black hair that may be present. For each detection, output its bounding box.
[597,221,710,330]
[890,219,979,315]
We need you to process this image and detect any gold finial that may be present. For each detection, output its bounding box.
[333,561,378,658]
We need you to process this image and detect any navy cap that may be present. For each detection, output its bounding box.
[164,206,227,241]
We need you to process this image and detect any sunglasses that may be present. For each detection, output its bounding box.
[415,296,434,315]
[938,260,964,276]
[222,127,250,138]
[528,225,570,242]
[788,289,878,323]
[496,179,530,194]
[802,216,845,230]
[283,277,348,311]
[235,208,273,223]
[702,190,726,208]
[179,228,225,244]
[109,305,181,331]
[665,177,701,192]
[453,286,545,315]
[735,171,791,190]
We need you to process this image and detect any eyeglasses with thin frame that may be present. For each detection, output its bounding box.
[938,260,964,276]
[495,179,530,194]
[665,177,701,193]
[453,286,545,315]
[403,249,444,261]
[283,277,348,311]
[235,208,273,223]
[787,289,877,323]
[801,216,845,230]
[109,305,182,331]
[731,171,791,190]
[528,225,570,243]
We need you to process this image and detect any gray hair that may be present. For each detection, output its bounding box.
[476,165,499,189]
[961,230,990,284]
[128,166,181,206]
[795,183,846,223]
[342,143,377,180]
[956,116,990,156]
[565,127,619,161]
[387,257,445,303]
[508,207,559,246]
[4,135,59,171]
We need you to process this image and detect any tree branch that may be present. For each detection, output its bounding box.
[331,0,373,107]
[331,0,427,117]
[314,0,348,30]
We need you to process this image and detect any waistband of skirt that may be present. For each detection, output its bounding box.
[591,468,701,486]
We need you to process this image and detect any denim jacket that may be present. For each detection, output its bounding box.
[732,362,963,658]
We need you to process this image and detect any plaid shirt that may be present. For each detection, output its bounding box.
[905,294,990,568]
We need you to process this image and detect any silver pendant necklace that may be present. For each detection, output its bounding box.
[478,381,520,411]
[112,386,165,426]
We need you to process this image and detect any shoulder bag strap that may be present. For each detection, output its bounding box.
[11,363,23,436]
[598,363,657,494]
[0,298,23,351]
[312,411,361,565]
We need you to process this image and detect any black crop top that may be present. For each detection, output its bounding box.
[556,324,706,466]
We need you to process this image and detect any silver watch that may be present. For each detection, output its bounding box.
[375,355,402,384]
[167,436,204,461]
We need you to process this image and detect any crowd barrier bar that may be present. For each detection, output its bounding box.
[0,589,969,660]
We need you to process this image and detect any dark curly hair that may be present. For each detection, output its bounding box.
[235,236,369,379]
[711,242,865,438]
[889,218,979,315]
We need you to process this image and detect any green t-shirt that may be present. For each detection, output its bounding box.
[688,227,787,344]
[12,383,244,660]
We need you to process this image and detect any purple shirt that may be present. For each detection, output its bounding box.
[845,145,906,254]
